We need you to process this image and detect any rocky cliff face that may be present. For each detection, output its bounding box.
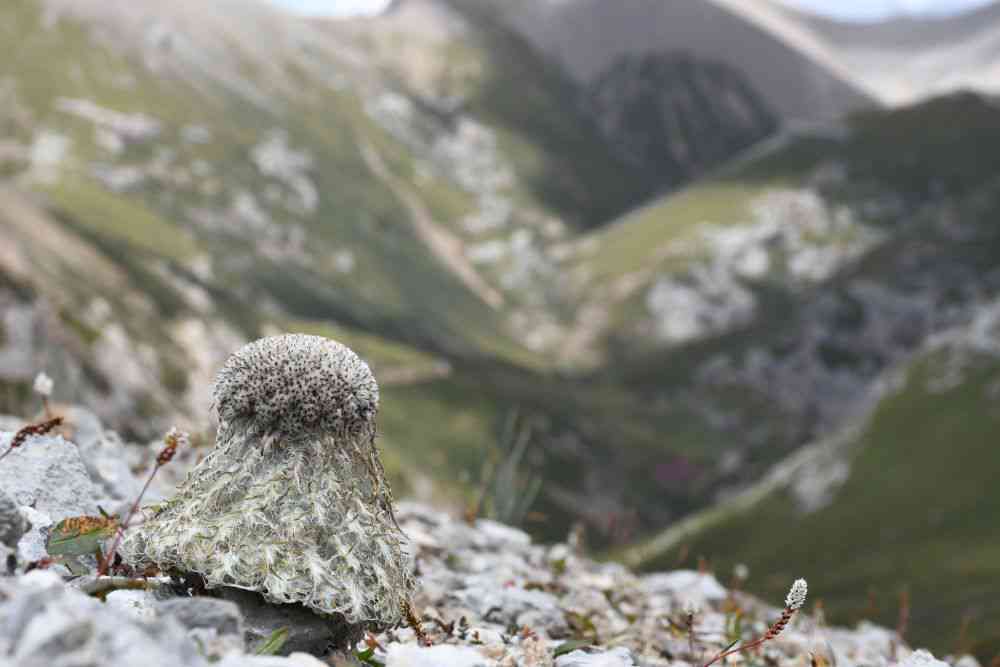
[585,52,778,185]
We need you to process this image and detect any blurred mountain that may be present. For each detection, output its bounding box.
[584,52,779,179]
[614,93,1000,659]
[474,0,875,123]
[0,0,781,515]
[484,0,1000,114]
[787,0,1000,104]
[2,0,1000,657]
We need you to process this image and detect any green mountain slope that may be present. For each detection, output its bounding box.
[3,3,1000,649]
[613,94,1000,659]
[627,341,1000,660]
[0,0,773,531]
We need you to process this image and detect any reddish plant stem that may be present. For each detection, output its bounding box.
[98,435,178,576]
[687,613,697,660]
[896,587,910,640]
[403,600,431,646]
[98,463,161,576]
[702,607,795,667]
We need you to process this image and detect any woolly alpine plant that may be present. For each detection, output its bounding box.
[120,334,414,634]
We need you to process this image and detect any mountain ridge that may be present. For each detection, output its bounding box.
[471,0,876,122]
[3,0,1000,658]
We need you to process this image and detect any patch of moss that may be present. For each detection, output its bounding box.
[41,178,199,262]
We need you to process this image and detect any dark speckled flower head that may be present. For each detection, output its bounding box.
[213,334,379,441]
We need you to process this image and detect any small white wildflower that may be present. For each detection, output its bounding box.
[682,599,701,617]
[33,372,54,397]
[733,563,750,581]
[785,578,808,610]
[165,426,190,449]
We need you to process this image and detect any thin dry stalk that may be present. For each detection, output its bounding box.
[97,429,181,576]
[674,543,690,567]
[956,612,975,657]
[897,587,910,639]
[686,609,698,660]
[402,599,431,646]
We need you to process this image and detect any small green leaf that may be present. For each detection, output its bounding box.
[554,639,592,657]
[254,627,289,656]
[62,558,90,576]
[46,515,119,557]
[355,647,384,666]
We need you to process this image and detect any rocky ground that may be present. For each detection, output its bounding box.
[0,409,977,667]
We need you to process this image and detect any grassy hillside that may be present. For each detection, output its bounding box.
[4,5,1000,646]
[442,0,661,229]
[609,96,1000,661]
[0,0,725,536]
[631,345,1000,660]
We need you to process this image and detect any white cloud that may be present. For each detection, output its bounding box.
[271,0,390,17]
[270,0,993,21]
[779,0,994,20]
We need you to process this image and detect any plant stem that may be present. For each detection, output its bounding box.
[702,607,795,667]
[97,461,162,576]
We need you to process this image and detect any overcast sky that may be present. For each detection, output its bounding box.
[272,0,994,20]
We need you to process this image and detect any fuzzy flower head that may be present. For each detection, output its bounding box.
[682,599,701,618]
[785,578,808,610]
[213,334,379,442]
[164,426,190,449]
[33,372,53,398]
[159,427,189,465]
[121,334,412,634]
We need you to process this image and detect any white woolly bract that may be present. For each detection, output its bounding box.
[785,578,808,610]
[120,425,414,626]
[33,372,54,397]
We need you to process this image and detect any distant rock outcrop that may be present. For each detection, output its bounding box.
[584,52,778,186]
